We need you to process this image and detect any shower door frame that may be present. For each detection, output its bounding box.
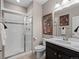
[1,10,27,59]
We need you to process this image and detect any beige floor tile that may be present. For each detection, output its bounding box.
[17,53,36,59]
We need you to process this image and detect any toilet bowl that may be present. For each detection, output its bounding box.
[35,45,46,59]
[35,45,45,52]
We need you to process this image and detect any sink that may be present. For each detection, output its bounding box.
[68,41,79,47]
[55,40,71,44]
[68,38,79,42]
[55,39,79,47]
[68,38,79,47]
[47,37,79,48]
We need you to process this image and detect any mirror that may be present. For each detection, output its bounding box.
[54,1,79,38]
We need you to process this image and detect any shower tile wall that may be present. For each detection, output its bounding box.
[25,17,32,52]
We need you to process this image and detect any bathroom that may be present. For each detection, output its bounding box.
[1,0,79,59]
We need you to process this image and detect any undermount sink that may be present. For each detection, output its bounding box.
[46,37,79,48]
[68,41,79,47]
[55,40,71,44]
[55,39,79,47]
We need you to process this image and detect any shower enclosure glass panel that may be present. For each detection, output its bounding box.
[5,23,24,57]
[25,17,32,52]
[4,12,25,58]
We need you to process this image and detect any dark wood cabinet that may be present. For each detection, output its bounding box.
[46,46,58,59]
[58,53,70,59]
[46,42,79,59]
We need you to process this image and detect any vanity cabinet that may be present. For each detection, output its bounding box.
[46,42,79,59]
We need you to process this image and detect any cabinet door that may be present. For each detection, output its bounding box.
[58,53,70,59]
[60,55,70,59]
[46,47,58,59]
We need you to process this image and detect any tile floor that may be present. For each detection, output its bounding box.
[17,52,45,59]
[17,53,36,59]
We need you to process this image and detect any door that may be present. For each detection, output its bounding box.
[58,53,70,59]
[4,12,25,58]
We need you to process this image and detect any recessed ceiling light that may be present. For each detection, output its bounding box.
[17,0,20,3]
[55,3,60,8]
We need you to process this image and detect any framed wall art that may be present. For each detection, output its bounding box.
[42,13,53,35]
[60,14,69,26]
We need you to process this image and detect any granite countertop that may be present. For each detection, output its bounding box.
[45,38,79,52]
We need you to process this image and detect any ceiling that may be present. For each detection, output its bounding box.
[35,0,48,5]
[5,0,33,8]
[5,0,48,8]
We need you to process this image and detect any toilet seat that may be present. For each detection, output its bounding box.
[35,45,45,52]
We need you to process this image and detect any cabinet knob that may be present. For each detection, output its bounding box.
[70,57,78,59]
[54,53,57,55]
[58,54,62,58]
[70,57,73,59]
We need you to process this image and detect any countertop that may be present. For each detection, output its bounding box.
[45,38,79,52]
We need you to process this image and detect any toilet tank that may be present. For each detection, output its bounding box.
[42,38,46,46]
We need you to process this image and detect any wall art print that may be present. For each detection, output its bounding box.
[60,14,69,26]
[42,13,53,35]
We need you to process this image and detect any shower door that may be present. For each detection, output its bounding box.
[3,12,26,58]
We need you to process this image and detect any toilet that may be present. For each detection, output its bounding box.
[35,45,45,59]
[35,38,46,59]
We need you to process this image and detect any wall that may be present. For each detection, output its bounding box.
[42,0,56,16]
[26,3,33,17]
[54,3,79,38]
[42,0,56,38]
[0,0,2,59]
[33,0,42,46]
[0,0,1,10]
[4,1,27,14]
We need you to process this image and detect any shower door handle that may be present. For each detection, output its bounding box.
[0,49,2,52]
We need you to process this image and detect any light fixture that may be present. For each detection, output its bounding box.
[55,3,61,9]
[17,0,20,3]
[62,0,70,5]
[74,0,79,3]
[54,0,79,12]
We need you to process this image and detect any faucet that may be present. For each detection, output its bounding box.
[62,34,68,41]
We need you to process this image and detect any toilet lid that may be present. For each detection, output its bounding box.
[35,45,45,50]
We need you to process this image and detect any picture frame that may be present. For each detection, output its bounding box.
[60,14,69,26]
[42,13,53,35]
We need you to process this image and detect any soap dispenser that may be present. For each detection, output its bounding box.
[61,27,66,40]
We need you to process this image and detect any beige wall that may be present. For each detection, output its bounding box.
[33,0,42,44]
[4,1,27,14]
[0,0,1,10]
[26,3,33,17]
[0,0,2,59]
[42,0,56,38]
[42,0,56,16]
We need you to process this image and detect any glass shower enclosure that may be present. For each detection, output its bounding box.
[2,11,33,59]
